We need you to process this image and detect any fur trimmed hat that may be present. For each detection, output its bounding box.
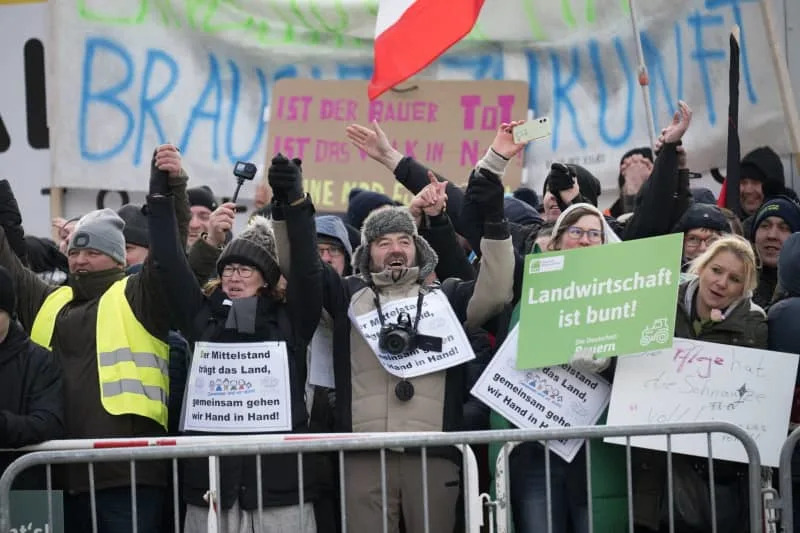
[217,216,280,287]
[351,207,438,281]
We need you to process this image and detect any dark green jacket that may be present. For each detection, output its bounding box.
[0,173,189,492]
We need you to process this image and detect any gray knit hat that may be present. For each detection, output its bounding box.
[217,216,280,286]
[351,207,438,281]
[68,208,126,265]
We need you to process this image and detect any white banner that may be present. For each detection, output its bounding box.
[182,341,292,433]
[471,325,611,462]
[605,338,798,467]
[50,0,791,197]
[349,290,475,378]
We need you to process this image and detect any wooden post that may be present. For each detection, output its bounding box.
[49,187,64,242]
[759,0,800,174]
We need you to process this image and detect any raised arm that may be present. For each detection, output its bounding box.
[409,171,475,281]
[146,155,207,338]
[128,145,191,339]
[623,102,693,240]
[266,155,323,346]
[0,181,51,330]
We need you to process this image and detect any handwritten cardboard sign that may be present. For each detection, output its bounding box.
[266,79,529,212]
[605,338,799,467]
[472,325,611,462]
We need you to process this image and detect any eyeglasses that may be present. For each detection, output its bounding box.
[221,265,257,278]
[318,245,344,258]
[565,226,603,242]
[684,235,719,248]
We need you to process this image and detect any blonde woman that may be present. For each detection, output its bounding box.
[635,235,766,533]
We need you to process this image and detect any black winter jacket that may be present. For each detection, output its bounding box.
[0,321,64,487]
[147,194,322,510]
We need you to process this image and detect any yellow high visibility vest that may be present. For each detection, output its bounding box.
[30,278,169,429]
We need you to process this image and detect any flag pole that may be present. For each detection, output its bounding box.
[628,0,657,150]
[725,26,742,216]
[759,0,800,174]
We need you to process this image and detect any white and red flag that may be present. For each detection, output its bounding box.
[368,0,486,100]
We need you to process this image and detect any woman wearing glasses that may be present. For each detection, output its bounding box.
[509,202,621,533]
[147,155,323,532]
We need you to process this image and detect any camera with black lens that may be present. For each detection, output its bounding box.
[378,312,443,355]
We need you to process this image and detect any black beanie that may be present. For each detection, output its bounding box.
[117,204,148,248]
[513,187,540,209]
[752,196,800,238]
[673,204,729,234]
[0,266,16,316]
[740,146,785,198]
[187,186,218,212]
[346,188,397,230]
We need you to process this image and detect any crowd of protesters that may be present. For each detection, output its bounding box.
[1,98,800,533]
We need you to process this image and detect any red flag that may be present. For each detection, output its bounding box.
[369,0,486,100]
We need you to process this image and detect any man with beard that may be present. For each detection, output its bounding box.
[751,196,800,308]
[275,132,515,531]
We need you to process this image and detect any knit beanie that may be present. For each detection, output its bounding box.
[117,204,148,248]
[690,188,717,205]
[673,204,729,234]
[68,208,126,265]
[0,266,15,317]
[351,207,438,281]
[187,186,218,212]
[512,187,540,210]
[346,188,397,230]
[217,216,280,287]
[752,196,800,238]
[740,146,785,198]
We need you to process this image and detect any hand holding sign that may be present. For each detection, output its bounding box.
[345,120,404,171]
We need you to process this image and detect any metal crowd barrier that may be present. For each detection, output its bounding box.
[0,422,763,533]
[775,426,800,532]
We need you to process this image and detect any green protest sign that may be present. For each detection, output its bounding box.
[517,233,682,369]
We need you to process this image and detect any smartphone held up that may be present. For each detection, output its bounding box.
[512,117,552,144]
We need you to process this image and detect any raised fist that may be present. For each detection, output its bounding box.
[267,154,304,204]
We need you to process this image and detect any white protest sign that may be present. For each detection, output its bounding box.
[349,290,475,378]
[309,325,335,388]
[49,1,791,197]
[182,341,292,433]
[471,325,611,462]
[605,338,799,467]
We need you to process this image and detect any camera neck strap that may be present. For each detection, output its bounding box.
[373,287,426,331]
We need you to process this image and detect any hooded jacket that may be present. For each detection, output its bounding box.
[147,192,323,510]
[768,233,800,379]
[0,173,190,493]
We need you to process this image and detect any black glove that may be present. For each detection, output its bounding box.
[149,149,170,196]
[0,180,27,263]
[465,170,504,223]
[268,153,304,204]
[546,163,576,195]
